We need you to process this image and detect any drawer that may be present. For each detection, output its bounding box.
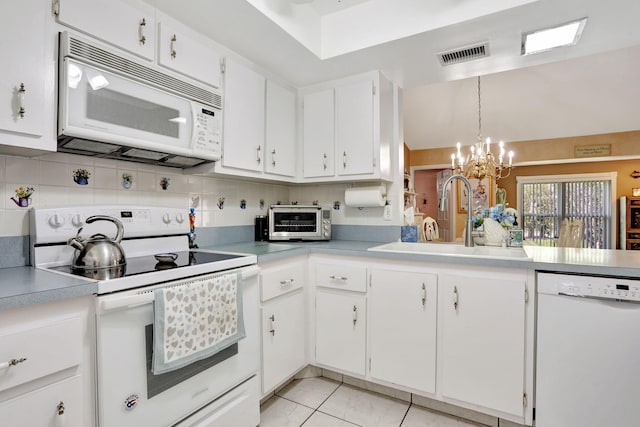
[0,374,83,427]
[261,262,305,302]
[316,263,367,292]
[0,317,82,393]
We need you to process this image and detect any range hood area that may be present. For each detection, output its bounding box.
[57,32,223,169]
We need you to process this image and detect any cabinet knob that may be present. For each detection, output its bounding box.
[17,83,26,118]
[170,34,177,59]
[139,18,147,45]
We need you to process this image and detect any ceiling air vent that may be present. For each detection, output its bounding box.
[438,42,490,66]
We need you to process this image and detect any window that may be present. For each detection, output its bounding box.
[517,173,616,249]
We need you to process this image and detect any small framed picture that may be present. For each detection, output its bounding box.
[458,177,494,213]
[633,188,640,197]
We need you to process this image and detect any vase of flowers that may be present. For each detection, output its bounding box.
[472,203,517,246]
[73,169,91,185]
[11,186,35,207]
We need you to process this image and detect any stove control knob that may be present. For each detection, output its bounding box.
[175,213,185,224]
[162,213,172,224]
[48,214,64,228]
[71,214,83,228]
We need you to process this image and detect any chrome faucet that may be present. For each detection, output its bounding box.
[440,174,474,247]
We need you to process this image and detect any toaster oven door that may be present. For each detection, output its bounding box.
[269,210,320,240]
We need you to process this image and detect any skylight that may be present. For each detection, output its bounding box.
[522,18,587,55]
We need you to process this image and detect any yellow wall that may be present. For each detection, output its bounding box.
[409,130,640,241]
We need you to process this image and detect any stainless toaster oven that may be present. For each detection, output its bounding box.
[268,205,331,241]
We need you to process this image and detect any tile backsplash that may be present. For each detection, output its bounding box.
[0,153,289,237]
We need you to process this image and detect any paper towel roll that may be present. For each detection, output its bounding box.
[344,186,386,208]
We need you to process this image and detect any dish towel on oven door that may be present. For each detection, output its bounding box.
[152,272,245,374]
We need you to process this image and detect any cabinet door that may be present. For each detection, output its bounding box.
[157,16,222,88]
[265,81,296,177]
[303,89,335,178]
[57,0,156,60]
[370,270,437,394]
[221,58,265,172]
[0,0,49,147]
[315,290,366,376]
[336,80,374,176]
[0,375,83,427]
[261,290,306,393]
[440,274,526,417]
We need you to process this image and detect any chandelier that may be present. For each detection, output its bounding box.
[451,76,514,180]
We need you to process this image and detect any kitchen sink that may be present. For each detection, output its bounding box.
[367,241,532,261]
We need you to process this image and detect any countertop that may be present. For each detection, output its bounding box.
[3,240,640,312]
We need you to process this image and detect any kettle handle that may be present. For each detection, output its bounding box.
[85,215,125,243]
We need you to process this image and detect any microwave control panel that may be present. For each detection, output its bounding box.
[193,104,222,157]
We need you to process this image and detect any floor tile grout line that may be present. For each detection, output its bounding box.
[398,402,412,427]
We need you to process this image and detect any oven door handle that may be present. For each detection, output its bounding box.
[99,293,154,313]
[98,265,261,314]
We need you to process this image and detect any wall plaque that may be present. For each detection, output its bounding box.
[574,144,611,158]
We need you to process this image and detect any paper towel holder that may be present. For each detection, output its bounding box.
[344,184,387,209]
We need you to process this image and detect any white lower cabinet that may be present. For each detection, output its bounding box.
[369,269,437,394]
[315,289,366,376]
[439,273,527,418]
[259,258,306,395]
[0,296,95,426]
[261,290,306,393]
[0,375,83,427]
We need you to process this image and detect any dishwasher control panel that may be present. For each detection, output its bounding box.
[538,272,640,303]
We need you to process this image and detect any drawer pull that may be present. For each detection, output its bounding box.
[0,357,27,369]
[329,275,348,281]
[279,278,294,286]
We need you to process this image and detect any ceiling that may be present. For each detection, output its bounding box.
[143,0,640,150]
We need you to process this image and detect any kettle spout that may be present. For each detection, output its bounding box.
[67,227,85,251]
[9,197,19,206]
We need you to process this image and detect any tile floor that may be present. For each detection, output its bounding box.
[260,377,484,427]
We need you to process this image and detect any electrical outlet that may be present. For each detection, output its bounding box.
[383,204,392,221]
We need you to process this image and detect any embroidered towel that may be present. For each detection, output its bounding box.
[152,272,245,374]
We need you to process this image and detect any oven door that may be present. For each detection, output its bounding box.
[95,266,259,427]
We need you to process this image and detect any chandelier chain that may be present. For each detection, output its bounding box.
[477,76,481,141]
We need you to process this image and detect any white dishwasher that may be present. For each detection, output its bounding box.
[536,272,640,427]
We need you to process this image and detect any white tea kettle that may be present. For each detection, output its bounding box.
[68,215,126,271]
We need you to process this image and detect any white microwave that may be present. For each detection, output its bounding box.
[57,32,222,168]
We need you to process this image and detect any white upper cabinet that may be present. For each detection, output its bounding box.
[157,13,222,89]
[303,89,335,178]
[55,0,156,61]
[300,71,393,183]
[0,0,55,156]
[219,58,266,173]
[336,80,374,176]
[265,80,296,177]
